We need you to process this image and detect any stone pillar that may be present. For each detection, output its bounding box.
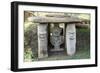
[66,24,76,56]
[37,23,48,58]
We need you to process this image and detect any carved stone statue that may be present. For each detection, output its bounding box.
[50,24,64,51]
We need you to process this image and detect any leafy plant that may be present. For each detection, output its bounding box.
[24,23,38,60]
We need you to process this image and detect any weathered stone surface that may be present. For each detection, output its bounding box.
[37,24,48,58]
[28,16,89,28]
[66,24,76,56]
[32,16,87,23]
[46,14,67,18]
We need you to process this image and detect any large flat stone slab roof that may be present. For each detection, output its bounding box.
[31,16,89,23]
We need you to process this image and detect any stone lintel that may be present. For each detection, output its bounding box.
[32,17,88,23]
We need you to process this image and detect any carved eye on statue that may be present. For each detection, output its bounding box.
[68,32,75,38]
[39,34,46,39]
[69,38,75,40]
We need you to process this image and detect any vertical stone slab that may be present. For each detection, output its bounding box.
[37,23,48,58]
[66,24,76,56]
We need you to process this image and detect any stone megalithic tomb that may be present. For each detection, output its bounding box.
[28,14,89,58]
